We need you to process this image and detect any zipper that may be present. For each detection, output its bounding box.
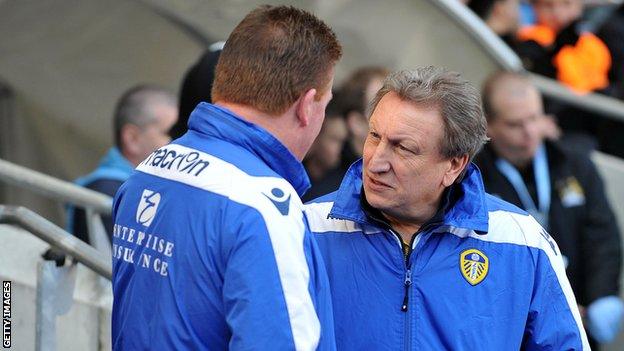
[390,229,418,312]
[395,232,418,351]
[401,269,412,312]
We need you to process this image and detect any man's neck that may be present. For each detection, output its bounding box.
[215,101,302,160]
[120,150,140,167]
[386,218,422,243]
[383,204,439,244]
[387,185,453,244]
[361,189,443,245]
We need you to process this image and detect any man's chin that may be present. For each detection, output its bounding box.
[364,190,392,211]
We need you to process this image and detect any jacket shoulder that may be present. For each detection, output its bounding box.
[482,194,559,258]
[304,195,361,234]
[137,143,300,216]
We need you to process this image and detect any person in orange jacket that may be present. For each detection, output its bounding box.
[516,0,612,94]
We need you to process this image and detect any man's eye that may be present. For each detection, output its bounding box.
[369,131,380,139]
[398,144,413,153]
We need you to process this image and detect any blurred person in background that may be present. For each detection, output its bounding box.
[475,71,623,348]
[111,5,342,350]
[468,0,522,48]
[516,0,613,94]
[170,42,223,139]
[303,94,348,202]
[68,85,177,245]
[305,67,589,350]
[339,66,389,170]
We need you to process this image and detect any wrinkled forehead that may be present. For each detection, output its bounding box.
[370,94,443,138]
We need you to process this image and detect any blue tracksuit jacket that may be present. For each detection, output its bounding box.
[111,103,335,350]
[304,161,589,350]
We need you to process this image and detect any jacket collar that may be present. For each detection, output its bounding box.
[187,102,310,196]
[329,159,489,234]
[74,147,134,186]
[100,147,135,175]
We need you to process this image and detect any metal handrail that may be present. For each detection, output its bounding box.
[429,0,524,71]
[430,0,624,123]
[530,74,624,123]
[0,205,112,280]
[0,158,112,215]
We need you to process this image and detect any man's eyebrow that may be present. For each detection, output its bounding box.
[385,133,413,145]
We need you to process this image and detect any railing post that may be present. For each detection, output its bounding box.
[86,208,112,259]
[35,261,77,351]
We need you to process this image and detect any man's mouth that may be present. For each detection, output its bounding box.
[367,175,392,189]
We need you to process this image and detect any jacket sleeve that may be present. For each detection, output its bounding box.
[523,244,590,350]
[578,155,622,303]
[222,204,322,351]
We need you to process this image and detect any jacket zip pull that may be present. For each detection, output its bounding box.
[401,269,412,312]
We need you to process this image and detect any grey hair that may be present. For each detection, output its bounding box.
[368,67,489,164]
[113,84,177,148]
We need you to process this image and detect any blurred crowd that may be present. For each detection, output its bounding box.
[467,0,623,98]
[466,0,624,157]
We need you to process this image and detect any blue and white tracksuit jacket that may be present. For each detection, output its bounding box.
[304,161,590,350]
[111,103,335,350]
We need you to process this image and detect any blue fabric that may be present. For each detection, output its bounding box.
[66,147,134,234]
[520,1,536,26]
[306,161,587,350]
[111,103,333,350]
[75,147,135,186]
[587,295,624,343]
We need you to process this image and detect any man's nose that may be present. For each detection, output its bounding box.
[368,142,391,173]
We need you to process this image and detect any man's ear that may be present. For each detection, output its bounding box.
[120,124,141,156]
[296,88,318,127]
[442,154,470,187]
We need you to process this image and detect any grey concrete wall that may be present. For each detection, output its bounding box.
[0,224,111,351]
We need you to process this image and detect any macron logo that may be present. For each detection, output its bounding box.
[263,187,291,216]
[136,189,161,227]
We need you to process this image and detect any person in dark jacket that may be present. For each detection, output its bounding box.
[467,0,521,49]
[171,43,223,139]
[475,71,623,347]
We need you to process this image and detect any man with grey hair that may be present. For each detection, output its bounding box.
[304,67,589,350]
[68,85,177,245]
